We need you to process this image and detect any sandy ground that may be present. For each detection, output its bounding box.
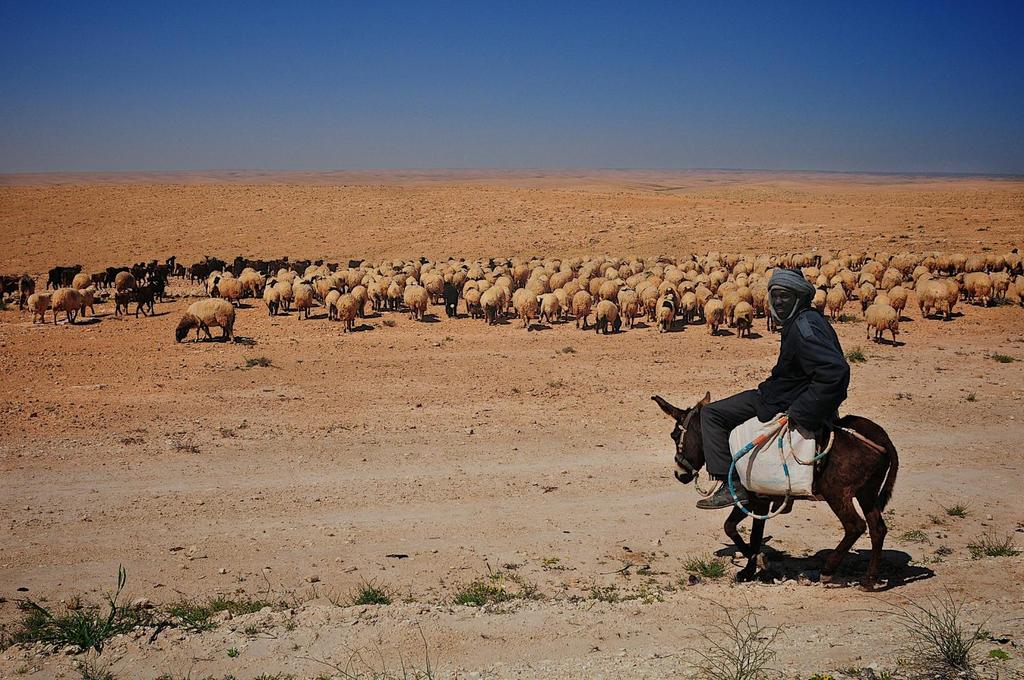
[0,171,1022,679]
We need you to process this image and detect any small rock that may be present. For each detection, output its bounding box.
[306,575,320,583]
[218,568,228,575]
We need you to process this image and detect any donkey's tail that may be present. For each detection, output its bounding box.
[875,434,899,512]
[837,414,899,511]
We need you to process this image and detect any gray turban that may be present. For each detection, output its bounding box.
[767,268,816,299]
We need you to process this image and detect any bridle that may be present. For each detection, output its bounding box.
[673,407,719,497]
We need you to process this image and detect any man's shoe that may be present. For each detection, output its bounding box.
[696,483,748,510]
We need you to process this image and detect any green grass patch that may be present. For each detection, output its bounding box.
[382,318,397,327]
[944,503,969,518]
[8,566,149,653]
[990,353,1016,363]
[836,313,859,323]
[243,356,272,368]
[164,595,273,632]
[964,393,977,402]
[684,555,729,580]
[78,661,118,680]
[845,347,867,363]
[900,530,929,543]
[452,571,538,606]
[559,345,576,354]
[350,580,393,606]
[967,533,1019,559]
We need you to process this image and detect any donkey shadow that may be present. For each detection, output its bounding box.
[714,541,933,591]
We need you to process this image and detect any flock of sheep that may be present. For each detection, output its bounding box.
[4,249,1022,345]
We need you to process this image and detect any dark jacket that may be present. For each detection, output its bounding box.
[755,307,850,432]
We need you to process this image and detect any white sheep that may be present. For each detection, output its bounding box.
[403,284,429,321]
[27,292,51,323]
[292,282,315,320]
[865,303,899,344]
[175,298,236,342]
[704,298,725,335]
[594,299,619,334]
[734,301,754,338]
[51,287,83,324]
[572,290,593,329]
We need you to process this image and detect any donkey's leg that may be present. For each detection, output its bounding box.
[821,491,867,584]
[737,515,766,582]
[723,506,751,556]
[856,487,888,590]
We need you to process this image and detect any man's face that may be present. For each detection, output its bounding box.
[769,288,799,322]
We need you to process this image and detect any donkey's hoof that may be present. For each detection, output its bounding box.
[820,573,833,585]
[736,567,757,583]
[859,579,878,592]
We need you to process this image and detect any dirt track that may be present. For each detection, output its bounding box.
[1,171,1022,679]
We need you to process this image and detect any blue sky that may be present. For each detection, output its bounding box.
[1,1,1022,173]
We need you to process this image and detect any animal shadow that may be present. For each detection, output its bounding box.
[714,543,933,591]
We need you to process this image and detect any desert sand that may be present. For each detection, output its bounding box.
[0,171,1022,679]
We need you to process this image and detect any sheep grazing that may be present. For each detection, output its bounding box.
[404,284,429,321]
[238,270,265,298]
[734,301,754,338]
[133,284,156,317]
[273,279,294,311]
[114,290,132,316]
[656,295,675,333]
[539,293,561,324]
[917,279,955,320]
[80,286,98,317]
[18,274,35,310]
[27,292,51,323]
[351,285,369,318]
[865,303,899,345]
[811,288,827,314]
[594,299,619,334]
[572,290,593,329]
[887,286,908,317]
[513,290,539,329]
[51,287,84,325]
[962,272,993,306]
[292,282,315,320]
[465,287,483,319]
[323,289,341,320]
[263,284,282,316]
[704,298,725,335]
[175,298,236,342]
[617,289,639,328]
[114,271,137,293]
[442,281,460,317]
[825,285,847,320]
[212,276,245,307]
[859,282,877,314]
[72,272,92,290]
[990,272,1011,301]
[334,293,359,332]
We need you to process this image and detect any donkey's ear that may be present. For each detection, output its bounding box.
[700,391,711,406]
[652,395,688,421]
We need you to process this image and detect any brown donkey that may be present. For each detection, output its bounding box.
[653,393,899,590]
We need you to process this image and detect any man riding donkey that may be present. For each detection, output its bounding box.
[697,268,850,510]
[654,268,898,588]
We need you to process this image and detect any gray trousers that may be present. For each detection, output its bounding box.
[700,390,762,477]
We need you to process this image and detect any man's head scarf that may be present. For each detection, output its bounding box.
[767,268,816,324]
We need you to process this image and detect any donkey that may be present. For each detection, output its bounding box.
[652,392,899,590]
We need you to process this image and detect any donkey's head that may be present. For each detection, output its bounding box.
[651,392,710,484]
